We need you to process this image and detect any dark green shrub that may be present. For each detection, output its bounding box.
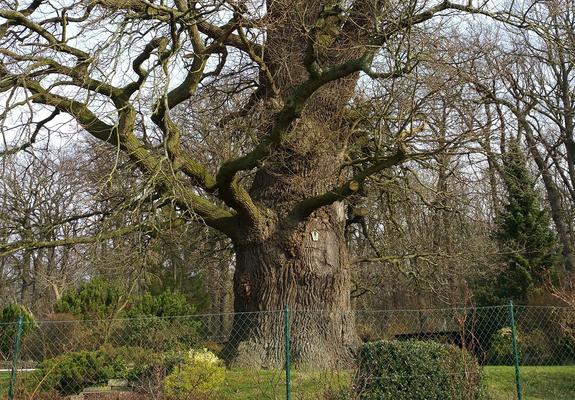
[0,303,35,357]
[123,316,203,351]
[37,350,126,394]
[123,290,201,351]
[36,345,179,396]
[99,344,159,381]
[462,306,511,365]
[521,329,556,365]
[355,340,485,400]
[129,290,195,317]
[560,327,575,362]
[54,278,124,319]
[488,326,564,365]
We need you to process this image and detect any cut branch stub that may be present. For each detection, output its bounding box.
[348,180,360,192]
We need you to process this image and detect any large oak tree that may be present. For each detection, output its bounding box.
[0,0,515,367]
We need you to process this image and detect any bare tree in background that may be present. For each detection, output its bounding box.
[466,0,575,272]
[0,152,94,311]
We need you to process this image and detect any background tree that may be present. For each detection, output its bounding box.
[475,0,575,272]
[0,152,96,312]
[477,141,560,304]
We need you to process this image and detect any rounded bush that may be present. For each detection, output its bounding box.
[522,329,555,365]
[123,290,202,351]
[38,350,126,395]
[100,345,160,381]
[163,349,225,398]
[54,278,123,319]
[354,340,485,400]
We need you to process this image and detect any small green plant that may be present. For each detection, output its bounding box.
[100,345,159,381]
[488,327,519,365]
[163,348,225,399]
[355,340,485,400]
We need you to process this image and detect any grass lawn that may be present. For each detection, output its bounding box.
[216,369,350,399]
[219,366,575,399]
[1,366,574,399]
[0,371,9,395]
[485,366,575,400]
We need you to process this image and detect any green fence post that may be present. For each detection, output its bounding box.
[8,316,23,400]
[284,305,291,400]
[508,301,523,400]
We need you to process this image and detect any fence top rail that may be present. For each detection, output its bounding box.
[0,304,571,325]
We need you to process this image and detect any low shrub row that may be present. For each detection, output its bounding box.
[38,350,127,395]
[32,346,225,398]
[30,340,480,399]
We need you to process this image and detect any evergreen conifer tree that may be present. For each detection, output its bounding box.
[492,141,560,302]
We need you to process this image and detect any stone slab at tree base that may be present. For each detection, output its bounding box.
[66,380,142,400]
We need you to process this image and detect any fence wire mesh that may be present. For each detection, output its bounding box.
[0,305,573,399]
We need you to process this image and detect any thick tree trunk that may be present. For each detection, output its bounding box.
[225,203,359,369]
[222,0,367,368]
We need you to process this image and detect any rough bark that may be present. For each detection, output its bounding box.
[224,120,361,367]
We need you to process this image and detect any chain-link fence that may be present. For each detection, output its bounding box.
[1,304,574,399]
